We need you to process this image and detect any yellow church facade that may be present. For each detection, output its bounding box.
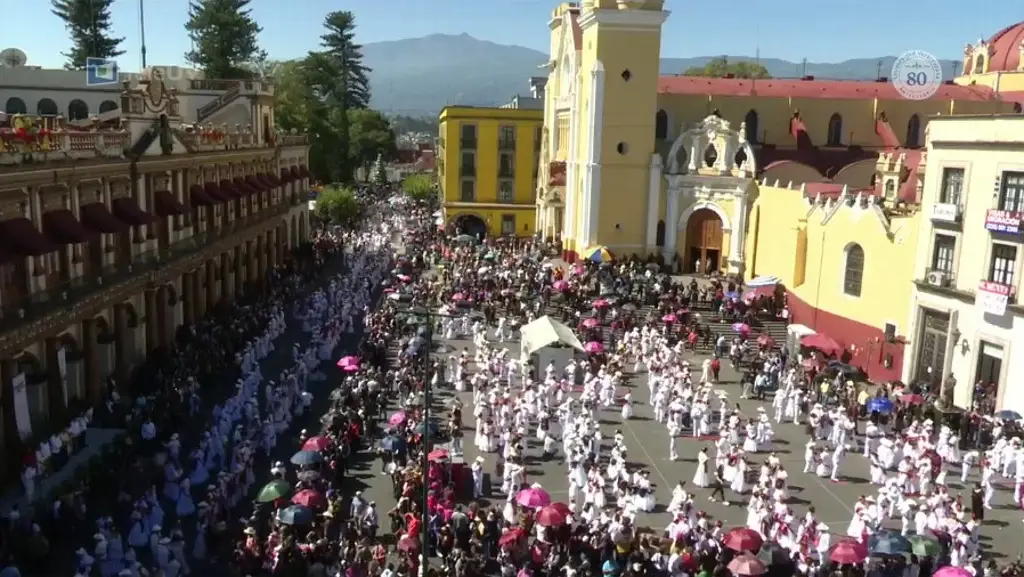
[536,0,1018,381]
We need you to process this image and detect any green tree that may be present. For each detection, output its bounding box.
[319,11,372,109]
[271,59,311,134]
[51,0,125,69]
[349,109,397,176]
[683,56,770,79]
[402,174,435,202]
[314,185,362,226]
[185,0,266,79]
[302,52,349,183]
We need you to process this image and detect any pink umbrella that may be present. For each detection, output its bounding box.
[337,355,360,367]
[553,280,569,291]
[342,364,360,373]
[302,436,332,451]
[662,314,677,323]
[732,322,751,334]
[584,341,603,354]
[582,318,599,328]
[516,487,551,508]
[592,298,610,308]
[933,568,972,577]
[389,412,407,426]
[451,293,466,301]
[801,333,843,356]
[397,274,411,282]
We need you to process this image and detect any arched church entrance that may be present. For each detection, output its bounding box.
[452,213,487,239]
[685,209,723,274]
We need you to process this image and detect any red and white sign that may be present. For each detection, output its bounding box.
[976,281,1011,316]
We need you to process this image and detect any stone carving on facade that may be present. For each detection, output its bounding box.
[665,115,756,177]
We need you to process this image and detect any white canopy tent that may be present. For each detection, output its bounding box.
[519,315,585,358]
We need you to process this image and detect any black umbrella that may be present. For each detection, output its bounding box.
[757,542,794,566]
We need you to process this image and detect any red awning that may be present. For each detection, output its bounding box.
[112,197,158,226]
[190,184,217,206]
[269,174,282,187]
[298,165,310,178]
[246,175,265,192]
[80,202,128,233]
[43,209,96,244]
[290,166,301,179]
[280,168,293,183]
[219,179,240,200]
[154,190,189,216]
[205,182,228,202]
[233,177,254,196]
[0,217,59,256]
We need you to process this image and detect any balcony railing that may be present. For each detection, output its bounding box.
[0,203,288,334]
[188,79,275,93]
[0,129,129,165]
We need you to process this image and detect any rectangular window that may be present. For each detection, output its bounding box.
[498,125,516,150]
[497,180,514,203]
[975,342,1003,392]
[460,124,477,149]
[998,171,1024,213]
[460,179,475,202]
[939,167,964,205]
[460,152,475,177]
[501,214,516,235]
[931,235,955,273]
[499,152,514,178]
[989,243,1017,286]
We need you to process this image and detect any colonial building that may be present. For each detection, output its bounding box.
[536,1,1016,265]
[438,105,543,238]
[906,114,1024,413]
[0,68,311,472]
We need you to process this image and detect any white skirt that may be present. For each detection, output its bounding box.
[692,465,709,487]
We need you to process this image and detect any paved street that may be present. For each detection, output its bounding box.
[358,312,1024,559]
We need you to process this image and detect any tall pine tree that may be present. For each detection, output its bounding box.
[185,0,266,79]
[51,0,125,69]
[319,11,371,110]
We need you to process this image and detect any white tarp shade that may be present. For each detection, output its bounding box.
[520,315,585,355]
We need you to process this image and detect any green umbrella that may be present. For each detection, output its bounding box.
[907,534,941,557]
[257,479,291,503]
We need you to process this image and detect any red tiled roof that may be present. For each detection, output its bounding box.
[986,22,1024,73]
[657,76,998,101]
[756,147,877,179]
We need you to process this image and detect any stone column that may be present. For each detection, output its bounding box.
[662,187,680,259]
[113,304,128,383]
[81,318,101,403]
[728,193,748,274]
[220,254,231,301]
[144,289,159,353]
[1,358,20,478]
[645,154,663,252]
[183,272,196,326]
[44,337,66,422]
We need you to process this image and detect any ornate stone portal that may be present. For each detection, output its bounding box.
[645,115,756,275]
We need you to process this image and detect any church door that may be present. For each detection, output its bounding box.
[685,209,723,274]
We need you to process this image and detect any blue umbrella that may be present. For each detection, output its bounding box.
[868,531,911,556]
[290,450,324,466]
[277,504,314,525]
[867,397,894,414]
[415,421,439,435]
[995,409,1022,421]
[381,435,403,452]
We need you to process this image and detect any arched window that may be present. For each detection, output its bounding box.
[655,109,668,140]
[68,99,89,120]
[36,98,58,115]
[906,114,921,147]
[843,243,865,297]
[99,100,118,113]
[560,54,572,95]
[4,97,26,114]
[827,113,843,146]
[744,109,759,143]
[975,55,985,74]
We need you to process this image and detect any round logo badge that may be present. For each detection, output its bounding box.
[892,50,943,100]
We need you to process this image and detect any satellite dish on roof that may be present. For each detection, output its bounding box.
[0,48,27,67]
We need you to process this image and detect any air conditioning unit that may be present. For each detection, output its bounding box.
[927,270,948,287]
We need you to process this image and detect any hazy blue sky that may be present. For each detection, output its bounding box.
[8,0,1022,70]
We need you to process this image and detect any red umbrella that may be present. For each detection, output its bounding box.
[723,527,764,552]
[302,436,331,452]
[727,553,767,576]
[548,502,572,516]
[828,539,868,564]
[535,505,567,527]
[801,333,843,356]
[397,535,421,552]
[499,527,526,548]
[291,489,326,509]
[427,448,450,462]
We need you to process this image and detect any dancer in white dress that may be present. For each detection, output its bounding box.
[693,447,710,487]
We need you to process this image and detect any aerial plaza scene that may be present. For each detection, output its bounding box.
[4,0,1024,576]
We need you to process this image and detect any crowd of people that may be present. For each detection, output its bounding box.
[5,183,1023,577]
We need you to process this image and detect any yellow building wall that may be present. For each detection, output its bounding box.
[437,107,543,237]
[745,185,809,283]
[955,71,1024,92]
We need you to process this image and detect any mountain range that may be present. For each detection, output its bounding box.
[362,34,963,118]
